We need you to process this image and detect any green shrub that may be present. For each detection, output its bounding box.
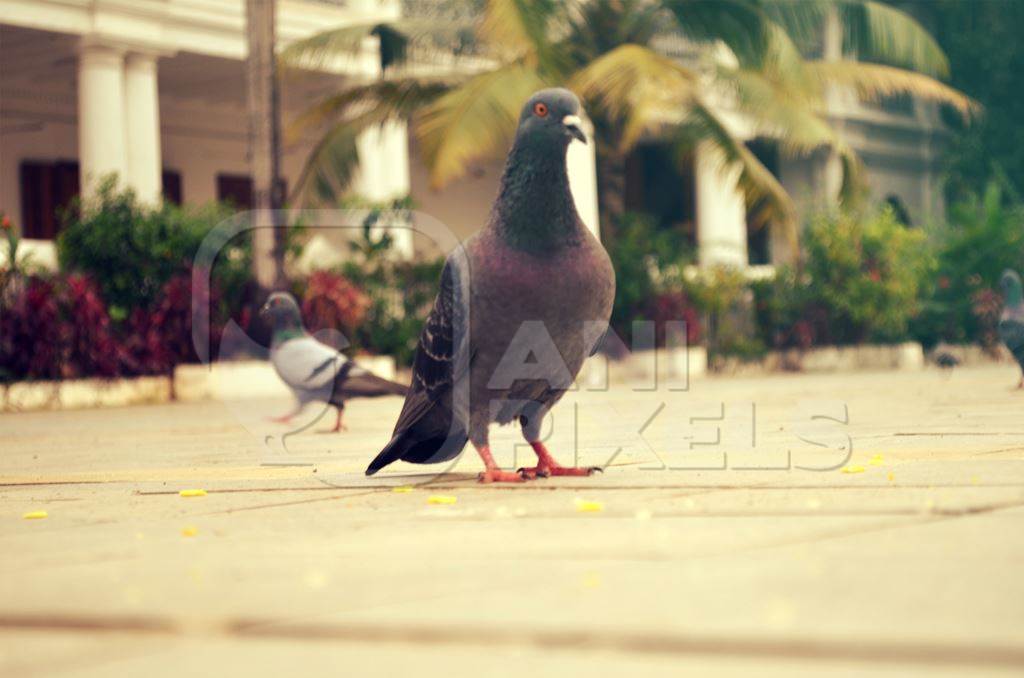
[914,182,1024,347]
[332,200,445,366]
[757,207,934,347]
[57,180,249,322]
[687,266,765,360]
[608,212,696,345]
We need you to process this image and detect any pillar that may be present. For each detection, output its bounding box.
[567,115,600,239]
[124,52,163,204]
[78,41,127,198]
[355,121,413,258]
[696,143,748,267]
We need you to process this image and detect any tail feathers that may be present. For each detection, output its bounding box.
[365,426,468,476]
[337,372,409,400]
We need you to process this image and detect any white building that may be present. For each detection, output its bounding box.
[0,0,946,270]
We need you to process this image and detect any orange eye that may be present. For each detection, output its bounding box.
[533,102,549,117]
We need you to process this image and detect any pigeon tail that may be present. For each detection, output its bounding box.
[365,425,468,476]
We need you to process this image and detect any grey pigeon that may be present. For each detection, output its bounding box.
[367,88,615,482]
[259,292,407,431]
[998,269,1024,389]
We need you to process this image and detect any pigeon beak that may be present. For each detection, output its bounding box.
[562,115,586,144]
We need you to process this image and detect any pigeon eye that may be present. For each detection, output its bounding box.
[533,102,549,117]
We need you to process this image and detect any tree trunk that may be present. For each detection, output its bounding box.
[245,0,286,292]
[595,147,626,247]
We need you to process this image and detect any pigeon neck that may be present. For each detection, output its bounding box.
[490,140,582,252]
[1008,283,1023,307]
[270,325,304,346]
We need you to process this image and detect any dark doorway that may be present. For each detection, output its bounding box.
[624,142,697,253]
[19,160,79,239]
[746,139,779,265]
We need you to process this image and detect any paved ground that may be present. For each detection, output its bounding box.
[2,363,1023,676]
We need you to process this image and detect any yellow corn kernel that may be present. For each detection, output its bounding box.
[841,465,866,474]
[574,498,604,513]
[179,489,207,498]
[427,495,457,505]
[181,526,199,537]
[22,510,48,520]
[392,486,414,493]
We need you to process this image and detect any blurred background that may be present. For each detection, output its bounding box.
[0,0,1021,386]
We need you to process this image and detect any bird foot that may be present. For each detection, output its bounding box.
[477,469,526,483]
[266,415,294,424]
[318,425,347,434]
[518,465,602,479]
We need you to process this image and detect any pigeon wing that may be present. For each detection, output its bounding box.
[391,255,468,433]
[271,336,346,394]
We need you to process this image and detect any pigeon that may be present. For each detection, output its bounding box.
[259,292,407,431]
[998,269,1024,389]
[366,88,615,482]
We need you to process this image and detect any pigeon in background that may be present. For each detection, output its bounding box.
[931,342,960,371]
[366,88,615,482]
[998,269,1024,389]
[259,292,407,431]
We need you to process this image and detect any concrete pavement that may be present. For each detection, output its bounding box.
[2,364,1023,676]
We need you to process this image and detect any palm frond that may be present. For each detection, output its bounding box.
[288,75,460,139]
[480,0,562,68]
[290,111,366,206]
[679,100,800,257]
[280,18,472,72]
[571,43,698,149]
[661,0,773,68]
[838,1,949,77]
[289,77,456,204]
[415,64,548,188]
[807,60,978,118]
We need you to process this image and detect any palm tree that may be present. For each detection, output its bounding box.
[283,0,973,253]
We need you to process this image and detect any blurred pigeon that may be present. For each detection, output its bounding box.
[931,342,960,370]
[998,269,1024,389]
[259,292,407,432]
[366,88,615,482]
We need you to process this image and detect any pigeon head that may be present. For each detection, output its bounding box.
[514,88,586,149]
[1001,269,1023,304]
[259,292,302,329]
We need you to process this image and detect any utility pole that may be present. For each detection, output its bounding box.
[245,0,285,291]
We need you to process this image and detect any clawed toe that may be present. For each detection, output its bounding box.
[518,465,602,478]
[478,469,526,483]
[517,467,551,480]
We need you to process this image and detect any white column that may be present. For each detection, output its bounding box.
[567,116,600,240]
[124,52,163,204]
[355,121,413,258]
[78,42,127,198]
[696,143,748,268]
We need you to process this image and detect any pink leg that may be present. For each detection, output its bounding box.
[321,406,347,433]
[475,444,525,483]
[267,402,303,424]
[518,441,602,479]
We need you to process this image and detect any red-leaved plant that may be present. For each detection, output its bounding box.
[301,271,370,349]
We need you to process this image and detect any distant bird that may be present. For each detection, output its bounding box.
[998,269,1024,389]
[259,292,407,432]
[931,343,960,371]
[366,88,615,482]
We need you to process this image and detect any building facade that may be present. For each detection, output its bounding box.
[0,0,946,270]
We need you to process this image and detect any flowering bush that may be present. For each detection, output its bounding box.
[0,274,122,381]
[301,270,370,349]
[0,267,229,383]
[756,207,933,348]
[913,183,1024,347]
